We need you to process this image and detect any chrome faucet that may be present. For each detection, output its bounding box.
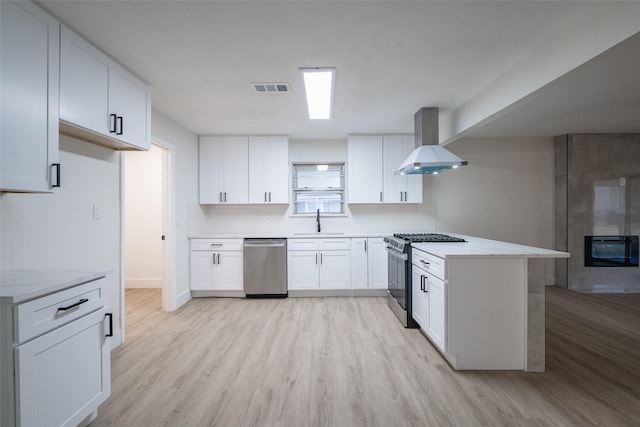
[316,208,321,232]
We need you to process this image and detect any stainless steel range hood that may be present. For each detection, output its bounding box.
[394,107,467,175]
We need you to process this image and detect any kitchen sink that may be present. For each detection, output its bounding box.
[293,232,345,236]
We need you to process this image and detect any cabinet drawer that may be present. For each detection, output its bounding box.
[190,239,243,251]
[318,238,351,251]
[288,239,319,251]
[412,250,446,280]
[16,277,108,344]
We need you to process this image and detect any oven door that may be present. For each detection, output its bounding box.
[386,246,408,309]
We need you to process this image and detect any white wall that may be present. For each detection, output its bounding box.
[150,109,199,307]
[124,144,163,288]
[424,137,554,249]
[0,135,123,340]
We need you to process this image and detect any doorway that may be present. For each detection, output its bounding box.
[122,139,176,341]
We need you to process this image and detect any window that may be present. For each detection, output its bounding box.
[293,163,344,214]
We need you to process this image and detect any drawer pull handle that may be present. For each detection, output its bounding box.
[57,298,89,311]
[105,313,113,337]
[419,260,430,265]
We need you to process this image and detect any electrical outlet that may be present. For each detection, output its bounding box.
[93,205,101,220]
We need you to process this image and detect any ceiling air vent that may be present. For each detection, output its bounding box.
[251,82,290,93]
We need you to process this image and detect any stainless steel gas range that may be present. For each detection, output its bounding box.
[384,233,466,328]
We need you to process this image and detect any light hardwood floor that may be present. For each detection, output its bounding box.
[93,288,640,426]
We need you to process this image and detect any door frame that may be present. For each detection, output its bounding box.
[119,137,176,344]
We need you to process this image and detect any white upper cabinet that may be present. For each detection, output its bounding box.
[383,135,422,203]
[248,136,289,204]
[59,26,150,151]
[347,135,422,204]
[347,135,384,204]
[199,136,249,204]
[1,0,60,192]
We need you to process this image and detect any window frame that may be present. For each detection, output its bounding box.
[292,163,345,215]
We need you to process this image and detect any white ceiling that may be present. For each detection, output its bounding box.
[38,1,640,142]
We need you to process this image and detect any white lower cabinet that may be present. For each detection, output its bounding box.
[190,239,243,291]
[288,239,351,290]
[1,276,112,427]
[412,248,447,353]
[351,237,387,289]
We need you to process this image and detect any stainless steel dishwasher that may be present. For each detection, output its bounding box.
[243,238,287,297]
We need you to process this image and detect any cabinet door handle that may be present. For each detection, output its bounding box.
[51,163,61,188]
[109,114,117,133]
[57,298,89,311]
[420,275,424,291]
[219,192,223,203]
[364,240,367,252]
[315,253,318,264]
[424,276,429,293]
[224,192,227,202]
[264,192,267,203]
[217,254,221,264]
[269,192,271,202]
[117,116,123,135]
[404,191,407,201]
[105,313,113,337]
[212,253,216,264]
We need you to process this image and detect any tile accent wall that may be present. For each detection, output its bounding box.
[554,134,640,291]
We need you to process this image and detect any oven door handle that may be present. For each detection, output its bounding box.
[385,246,408,261]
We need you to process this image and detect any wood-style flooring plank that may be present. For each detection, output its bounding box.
[91,288,640,427]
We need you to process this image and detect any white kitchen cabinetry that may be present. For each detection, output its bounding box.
[1,0,60,192]
[59,26,151,151]
[248,136,289,204]
[351,237,388,289]
[383,135,422,203]
[347,136,384,203]
[1,273,112,427]
[288,238,351,290]
[199,136,249,204]
[347,135,421,204]
[412,248,447,352]
[190,239,244,293]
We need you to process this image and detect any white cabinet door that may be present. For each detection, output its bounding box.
[367,238,388,289]
[15,307,110,427]
[109,70,151,150]
[59,26,150,151]
[1,0,59,192]
[347,135,384,203]
[248,136,289,204]
[319,250,351,290]
[199,136,248,204]
[190,251,216,290]
[383,135,422,203]
[287,251,319,290]
[222,137,249,204]
[350,238,368,289]
[427,274,446,352]
[59,27,109,136]
[217,251,244,291]
[411,265,428,329]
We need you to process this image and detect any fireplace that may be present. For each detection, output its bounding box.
[584,236,639,267]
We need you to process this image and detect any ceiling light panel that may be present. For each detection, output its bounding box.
[300,68,335,120]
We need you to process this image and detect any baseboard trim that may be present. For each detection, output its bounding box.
[191,290,246,298]
[175,289,191,308]
[288,289,387,298]
[125,279,162,289]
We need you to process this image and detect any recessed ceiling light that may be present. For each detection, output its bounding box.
[300,68,335,120]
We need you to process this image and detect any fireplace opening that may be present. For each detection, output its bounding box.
[584,236,639,267]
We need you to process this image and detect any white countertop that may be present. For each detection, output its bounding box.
[190,233,387,239]
[412,234,570,259]
[0,269,110,304]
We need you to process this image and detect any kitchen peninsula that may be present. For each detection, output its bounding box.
[411,235,570,372]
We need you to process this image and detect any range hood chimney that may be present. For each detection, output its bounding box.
[394,107,467,175]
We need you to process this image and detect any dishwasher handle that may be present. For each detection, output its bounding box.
[243,239,286,248]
